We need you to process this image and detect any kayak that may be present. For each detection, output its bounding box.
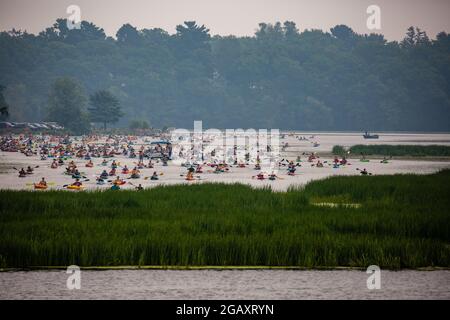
[130,175,140,179]
[34,184,48,190]
[66,185,83,190]
[113,180,126,185]
[360,159,370,162]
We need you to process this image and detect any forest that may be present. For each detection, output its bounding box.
[0,19,449,131]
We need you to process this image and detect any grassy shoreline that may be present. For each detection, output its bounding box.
[1,171,449,269]
[333,144,450,157]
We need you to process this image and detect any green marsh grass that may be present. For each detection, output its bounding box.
[0,171,449,269]
[348,144,450,157]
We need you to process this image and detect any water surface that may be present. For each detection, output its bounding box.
[1,270,449,300]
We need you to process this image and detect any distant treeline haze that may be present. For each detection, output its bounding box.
[1,20,449,131]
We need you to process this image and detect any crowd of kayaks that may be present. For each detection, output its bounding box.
[2,133,392,191]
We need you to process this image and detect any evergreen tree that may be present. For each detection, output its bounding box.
[88,90,123,130]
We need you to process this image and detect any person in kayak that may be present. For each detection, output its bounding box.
[109,168,116,176]
[268,172,281,181]
[72,169,82,179]
[256,172,265,180]
[72,178,82,187]
[113,176,125,185]
[122,165,129,174]
[135,184,144,191]
[37,177,47,187]
[360,168,369,175]
[146,160,154,168]
[287,165,296,176]
[136,161,145,169]
[316,160,324,168]
[85,160,94,167]
[150,172,159,180]
[18,168,27,177]
[100,170,108,179]
[26,166,34,174]
[130,167,140,179]
[51,159,58,169]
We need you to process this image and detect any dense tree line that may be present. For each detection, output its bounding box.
[0,19,449,131]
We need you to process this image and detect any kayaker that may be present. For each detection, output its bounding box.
[268,172,280,181]
[18,168,27,177]
[109,168,116,176]
[150,172,159,180]
[50,159,58,169]
[360,168,369,175]
[72,169,81,179]
[85,160,94,167]
[137,161,145,169]
[287,165,296,176]
[256,172,265,180]
[130,167,140,179]
[38,177,47,187]
[72,178,82,187]
[113,176,125,185]
[100,170,108,179]
[26,166,34,174]
[135,184,144,191]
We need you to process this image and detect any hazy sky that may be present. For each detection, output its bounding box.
[0,0,449,40]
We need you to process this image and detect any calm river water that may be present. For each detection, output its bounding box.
[0,270,449,300]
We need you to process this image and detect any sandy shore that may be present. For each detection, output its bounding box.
[1,133,450,191]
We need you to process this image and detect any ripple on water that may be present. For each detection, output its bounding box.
[0,270,449,300]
